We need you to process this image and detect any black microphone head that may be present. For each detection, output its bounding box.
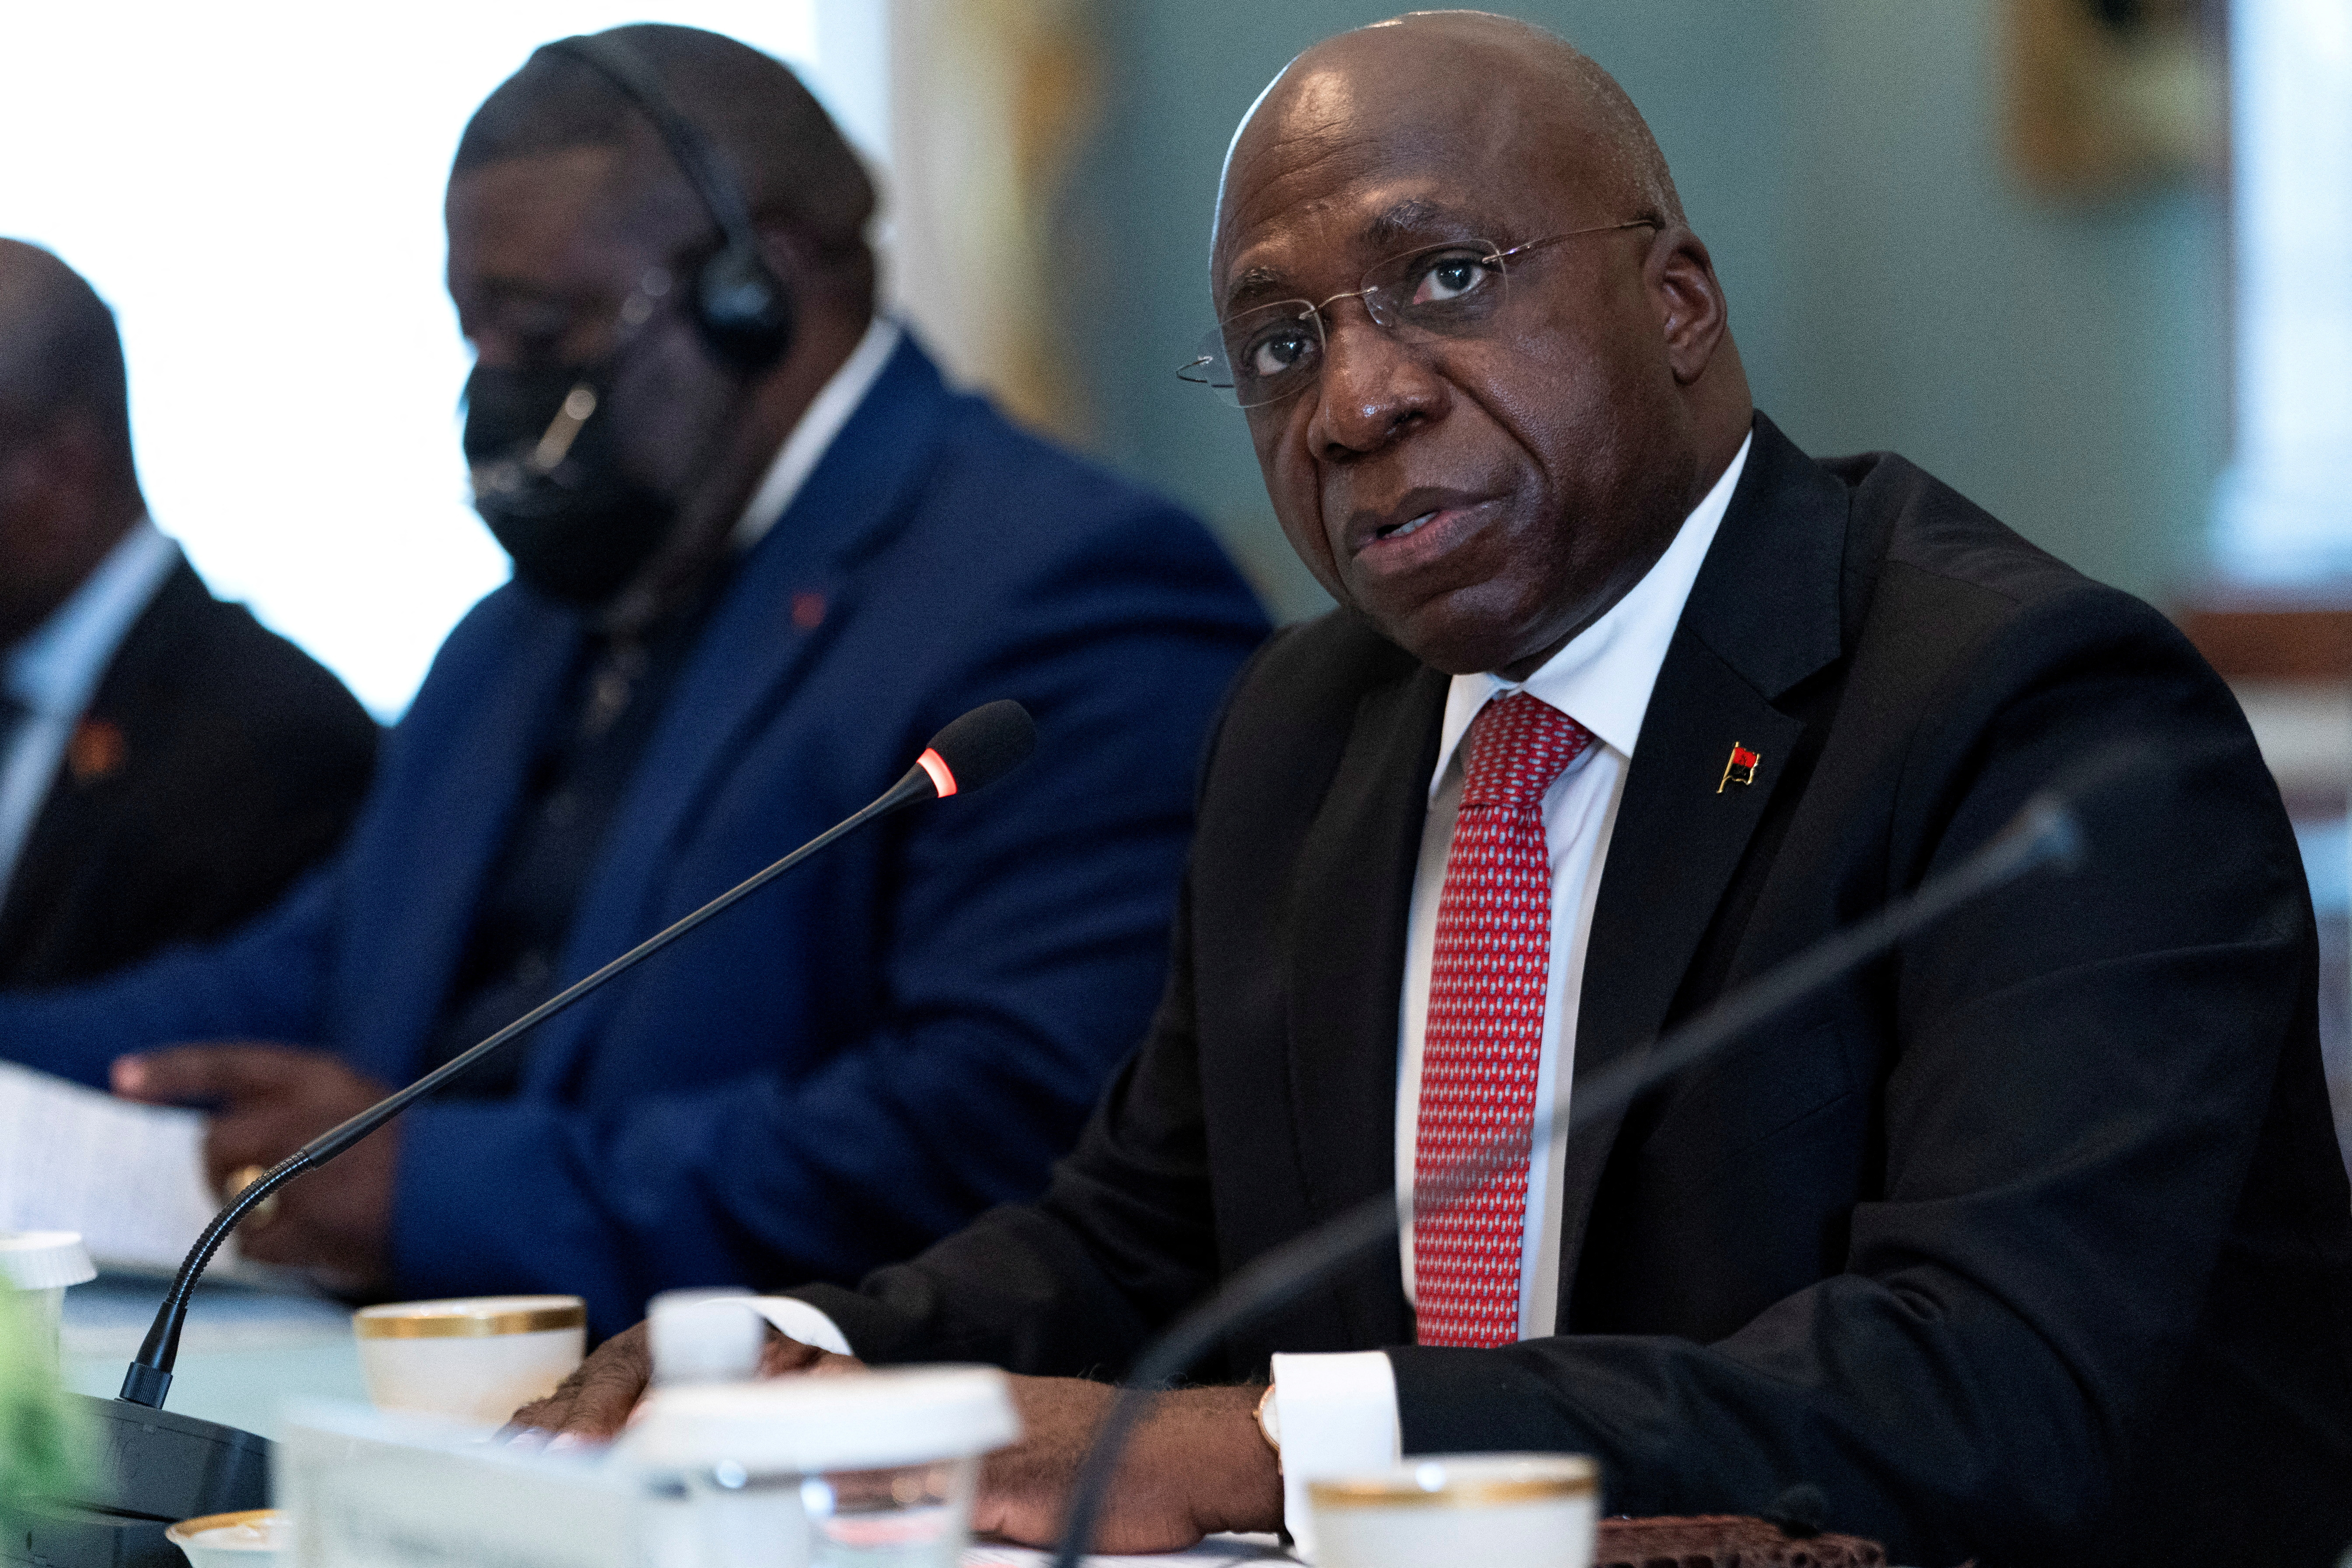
[920,701,1035,797]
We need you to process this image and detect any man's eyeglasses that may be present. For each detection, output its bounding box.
[1178,220,1657,409]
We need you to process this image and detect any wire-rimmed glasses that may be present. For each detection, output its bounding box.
[1178,219,1656,409]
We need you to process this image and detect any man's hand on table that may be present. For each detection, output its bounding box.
[510,1324,1284,1550]
[975,1377,1281,1551]
[112,1042,396,1289]
[509,1322,861,1441]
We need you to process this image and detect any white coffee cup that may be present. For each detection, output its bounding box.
[353,1295,585,1426]
[1308,1453,1598,1568]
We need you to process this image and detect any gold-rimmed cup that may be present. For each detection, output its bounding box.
[165,1508,289,1568]
[353,1295,586,1426]
[1308,1453,1598,1568]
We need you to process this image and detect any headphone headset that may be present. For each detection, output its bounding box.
[543,33,796,374]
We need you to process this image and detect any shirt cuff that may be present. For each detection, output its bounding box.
[1268,1350,1401,1560]
[747,1296,855,1356]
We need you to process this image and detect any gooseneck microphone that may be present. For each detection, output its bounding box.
[119,698,1035,1410]
[1049,744,2155,1567]
[45,703,1033,1568]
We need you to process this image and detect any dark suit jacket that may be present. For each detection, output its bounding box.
[791,416,2352,1568]
[0,337,1269,1337]
[0,558,377,989]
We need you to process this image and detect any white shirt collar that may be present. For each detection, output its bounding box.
[1430,432,1753,796]
[5,516,180,720]
[730,316,904,552]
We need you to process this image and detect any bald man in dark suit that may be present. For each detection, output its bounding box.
[0,240,376,990]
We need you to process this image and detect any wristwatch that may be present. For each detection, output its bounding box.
[1254,1382,1281,1455]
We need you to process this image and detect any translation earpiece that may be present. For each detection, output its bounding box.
[547,33,795,373]
[693,239,794,372]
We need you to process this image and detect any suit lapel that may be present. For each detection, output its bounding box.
[344,596,580,1079]
[1286,662,1448,1213]
[1283,656,1446,1343]
[0,564,195,963]
[524,338,955,1089]
[1554,416,1852,1302]
[0,749,95,969]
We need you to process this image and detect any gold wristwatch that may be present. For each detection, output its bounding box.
[1254,1382,1281,1455]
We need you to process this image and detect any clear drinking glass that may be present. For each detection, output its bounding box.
[801,1457,977,1566]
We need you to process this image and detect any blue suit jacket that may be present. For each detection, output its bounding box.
[0,338,1268,1334]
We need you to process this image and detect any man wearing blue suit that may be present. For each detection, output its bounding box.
[0,26,1266,1335]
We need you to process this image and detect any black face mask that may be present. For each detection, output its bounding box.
[462,359,676,606]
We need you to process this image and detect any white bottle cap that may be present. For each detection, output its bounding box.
[622,1365,1019,1473]
[0,1231,96,1292]
[648,1289,766,1387]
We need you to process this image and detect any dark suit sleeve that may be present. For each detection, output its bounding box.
[383,521,1270,1335]
[1386,589,2325,1561]
[0,865,344,1087]
[784,881,1220,1375]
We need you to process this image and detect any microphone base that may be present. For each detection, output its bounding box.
[14,1396,274,1568]
[6,1502,176,1568]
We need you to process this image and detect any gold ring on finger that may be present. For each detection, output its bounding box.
[223,1164,282,1227]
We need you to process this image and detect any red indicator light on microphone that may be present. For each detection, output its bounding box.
[916,747,957,797]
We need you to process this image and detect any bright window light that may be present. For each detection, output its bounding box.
[0,2,884,718]
[2213,0,2352,581]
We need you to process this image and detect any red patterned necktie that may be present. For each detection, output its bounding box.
[1413,691,1594,1347]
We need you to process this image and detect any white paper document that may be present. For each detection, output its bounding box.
[0,1059,228,1272]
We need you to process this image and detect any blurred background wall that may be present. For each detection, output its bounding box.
[0,0,2289,695]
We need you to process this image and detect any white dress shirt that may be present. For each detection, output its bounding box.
[1268,434,1751,1550]
[0,516,181,903]
[756,432,1756,1557]
[731,316,902,551]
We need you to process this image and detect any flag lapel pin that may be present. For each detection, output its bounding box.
[1717,743,1760,794]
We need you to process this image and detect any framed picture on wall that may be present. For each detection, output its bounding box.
[2002,0,2224,194]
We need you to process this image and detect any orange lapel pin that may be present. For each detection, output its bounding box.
[67,716,127,784]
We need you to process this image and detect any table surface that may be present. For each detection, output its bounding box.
[59,1269,368,1439]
